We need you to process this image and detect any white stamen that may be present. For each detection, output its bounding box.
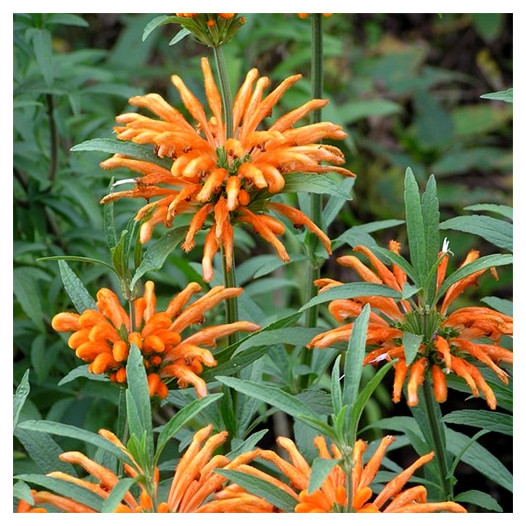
[441,237,450,253]
[111,178,137,188]
[370,352,389,364]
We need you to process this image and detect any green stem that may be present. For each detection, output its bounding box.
[116,388,128,477]
[46,94,59,182]
[221,247,239,345]
[213,44,239,343]
[422,376,452,500]
[213,45,234,138]
[302,13,324,381]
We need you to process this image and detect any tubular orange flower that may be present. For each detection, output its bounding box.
[51,281,259,398]
[100,57,353,282]
[308,242,513,409]
[249,435,466,513]
[17,425,274,513]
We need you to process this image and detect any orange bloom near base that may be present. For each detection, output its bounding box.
[17,425,276,513]
[52,281,259,398]
[100,57,354,282]
[308,242,513,409]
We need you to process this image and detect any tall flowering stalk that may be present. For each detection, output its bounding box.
[308,242,513,409]
[100,58,352,284]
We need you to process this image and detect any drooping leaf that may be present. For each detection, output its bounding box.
[71,138,172,169]
[455,489,503,512]
[130,226,187,288]
[57,260,97,312]
[307,458,340,494]
[13,369,30,432]
[154,393,223,463]
[17,420,131,465]
[442,410,512,436]
[142,15,179,41]
[300,282,402,312]
[440,215,512,252]
[58,364,109,386]
[101,478,136,512]
[279,172,352,199]
[464,203,513,220]
[169,28,191,45]
[15,474,103,512]
[434,253,513,305]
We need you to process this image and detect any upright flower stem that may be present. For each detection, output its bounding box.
[422,374,453,500]
[302,14,324,379]
[213,45,239,345]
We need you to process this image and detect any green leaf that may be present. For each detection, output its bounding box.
[30,28,54,86]
[58,260,97,312]
[169,28,191,45]
[126,344,154,458]
[215,469,298,512]
[440,215,512,252]
[101,478,136,512]
[307,458,340,494]
[402,332,423,366]
[434,253,513,305]
[13,268,45,331]
[349,361,395,441]
[404,168,427,286]
[323,177,356,227]
[217,377,318,421]
[337,99,402,124]
[131,226,187,288]
[343,304,370,408]
[58,364,109,386]
[480,88,513,103]
[481,296,513,317]
[17,420,131,465]
[235,327,322,354]
[330,355,343,416]
[447,429,490,480]
[421,175,440,299]
[279,173,352,199]
[455,489,503,512]
[13,369,30,432]
[442,410,512,436]
[142,15,179,41]
[370,246,417,283]
[13,480,34,506]
[14,428,77,476]
[464,203,513,220]
[15,474,103,512]
[154,393,223,463]
[299,282,402,312]
[413,90,454,148]
[46,14,89,27]
[71,138,172,169]
[39,255,115,273]
[445,428,512,492]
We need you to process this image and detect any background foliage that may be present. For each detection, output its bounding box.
[13,13,512,512]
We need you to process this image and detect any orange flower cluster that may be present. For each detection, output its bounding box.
[298,13,333,19]
[308,242,513,409]
[51,282,259,398]
[253,435,465,512]
[17,425,275,513]
[100,57,353,282]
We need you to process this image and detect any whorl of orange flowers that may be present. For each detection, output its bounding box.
[308,241,513,409]
[249,435,466,512]
[17,425,275,513]
[51,281,259,398]
[100,57,353,282]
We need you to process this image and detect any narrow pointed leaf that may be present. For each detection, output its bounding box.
[307,458,340,494]
[404,168,427,286]
[101,478,136,512]
[58,260,97,312]
[402,332,423,366]
[343,304,370,407]
[13,369,30,431]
